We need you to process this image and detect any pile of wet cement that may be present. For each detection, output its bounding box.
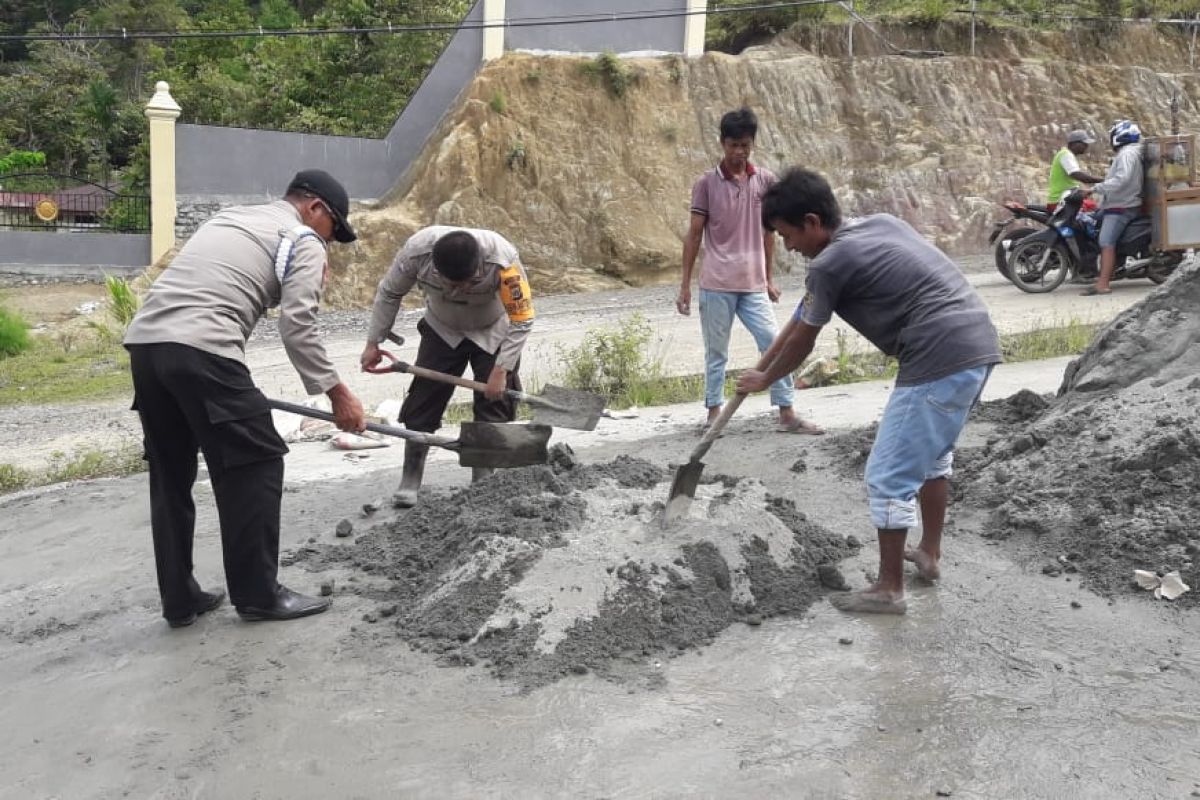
[956,263,1200,603]
[293,450,856,687]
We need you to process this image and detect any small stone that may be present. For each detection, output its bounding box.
[713,718,724,727]
[319,580,335,597]
[818,564,850,591]
[846,535,862,548]
[570,663,588,675]
[1042,564,1062,576]
[362,612,378,623]
[744,614,763,626]
[307,536,317,543]
[361,499,382,517]
[335,519,354,538]
[789,458,807,473]
[838,636,854,646]
[379,604,398,618]
[1070,601,1082,609]
[876,725,887,732]
[936,790,953,798]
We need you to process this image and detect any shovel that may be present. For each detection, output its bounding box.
[661,393,749,527]
[368,335,605,431]
[267,398,551,468]
[662,350,779,527]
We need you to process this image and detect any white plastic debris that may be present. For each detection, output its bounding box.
[74,301,101,315]
[1133,569,1191,600]
[602,407,639,420]
[330,432,389,451]
[373,399,402,426]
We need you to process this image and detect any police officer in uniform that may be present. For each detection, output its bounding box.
[359,227,535,507]
[124,169,366,626]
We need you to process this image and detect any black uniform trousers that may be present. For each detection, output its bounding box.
[128,343,289,618]
[400,318,521,432]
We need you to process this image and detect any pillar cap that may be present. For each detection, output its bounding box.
[145,80,181,118]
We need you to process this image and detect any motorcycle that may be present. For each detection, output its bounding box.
[988,200,1053,278]
[1005,188,1184,293]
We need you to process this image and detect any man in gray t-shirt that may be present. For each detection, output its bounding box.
[737,168,1001,615]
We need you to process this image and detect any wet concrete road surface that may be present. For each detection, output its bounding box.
[2,410,1198,798]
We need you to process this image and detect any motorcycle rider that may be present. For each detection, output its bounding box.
[1047,129,1104,213]
[1081,120,1145,296]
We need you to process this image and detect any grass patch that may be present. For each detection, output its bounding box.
[1000,319,1097,361]
[0,334,131,406]
[0,443,144,494]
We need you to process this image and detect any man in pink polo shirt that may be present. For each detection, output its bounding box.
[677,107,822,434]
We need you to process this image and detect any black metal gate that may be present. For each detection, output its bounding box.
[0,172,150,233]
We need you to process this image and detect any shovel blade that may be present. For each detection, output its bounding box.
[661,459,705,527]
[529,385,606,431]
[455,422,552,468]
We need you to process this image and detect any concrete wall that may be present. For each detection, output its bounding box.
[505,0,687,54]
[0,230,150,277]
[175,1,485,202]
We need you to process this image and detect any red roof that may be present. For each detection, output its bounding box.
[0,184,113,214]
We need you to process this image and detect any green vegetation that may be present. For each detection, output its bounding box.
[556,313,1098,407]
[580,51,632,99]
[0,0,473,185]
[489,89,508,115]
[0,335,131,405]
[0,443,145,494]
[705,0,1200,52]
[1000,318,1097,361]
[103,275,141,328]
[0,306,32,357]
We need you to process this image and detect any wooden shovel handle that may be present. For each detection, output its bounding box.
[686,348,778,462]
[375,353,535,403]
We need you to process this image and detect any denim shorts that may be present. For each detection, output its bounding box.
[864,364,993,529]
[1098,209,1138,249]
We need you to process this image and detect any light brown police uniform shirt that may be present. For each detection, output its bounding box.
[124,200,340,395]
[366,226,535,371]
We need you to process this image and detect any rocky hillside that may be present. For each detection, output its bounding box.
[327,23,1200,306]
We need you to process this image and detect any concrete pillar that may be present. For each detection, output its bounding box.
[683,0,707,57]
[144,81,181,264]
[483,0,505,61]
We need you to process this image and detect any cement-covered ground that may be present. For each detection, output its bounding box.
[2,352,1199,798]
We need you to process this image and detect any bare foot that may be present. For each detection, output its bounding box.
[904,548,941,582]
[829,587,907,615]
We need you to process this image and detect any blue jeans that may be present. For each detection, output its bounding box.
[699,289,793,409]
[1098,209,1138,249]
[864,365,992,529]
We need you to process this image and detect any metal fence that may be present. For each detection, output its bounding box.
[0,172,150,233]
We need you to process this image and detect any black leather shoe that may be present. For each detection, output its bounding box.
[166,588,226,629]
[235,585,330,622]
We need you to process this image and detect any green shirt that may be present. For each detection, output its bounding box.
[1046,147,1081,204]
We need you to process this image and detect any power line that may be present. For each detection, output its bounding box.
[951,8,1200,26]
[0,0,841,43]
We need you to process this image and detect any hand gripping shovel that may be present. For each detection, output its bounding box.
[662,351,777,527]
[268,398,551,468]
[368,335,606,432]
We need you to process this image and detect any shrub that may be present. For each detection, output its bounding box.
[104,274,140,328]
[557,313,659,406]
[489,90,508,115]
[0,306,31,358]
[581,51,632,99]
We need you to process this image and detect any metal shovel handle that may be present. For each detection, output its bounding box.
[267,398,460,450]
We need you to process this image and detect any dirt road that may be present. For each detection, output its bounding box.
[0,267,1159,474]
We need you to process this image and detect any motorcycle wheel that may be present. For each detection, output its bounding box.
[1146,251,1185,284]
[1007,238,1071,293]
[994,226,1038,281]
